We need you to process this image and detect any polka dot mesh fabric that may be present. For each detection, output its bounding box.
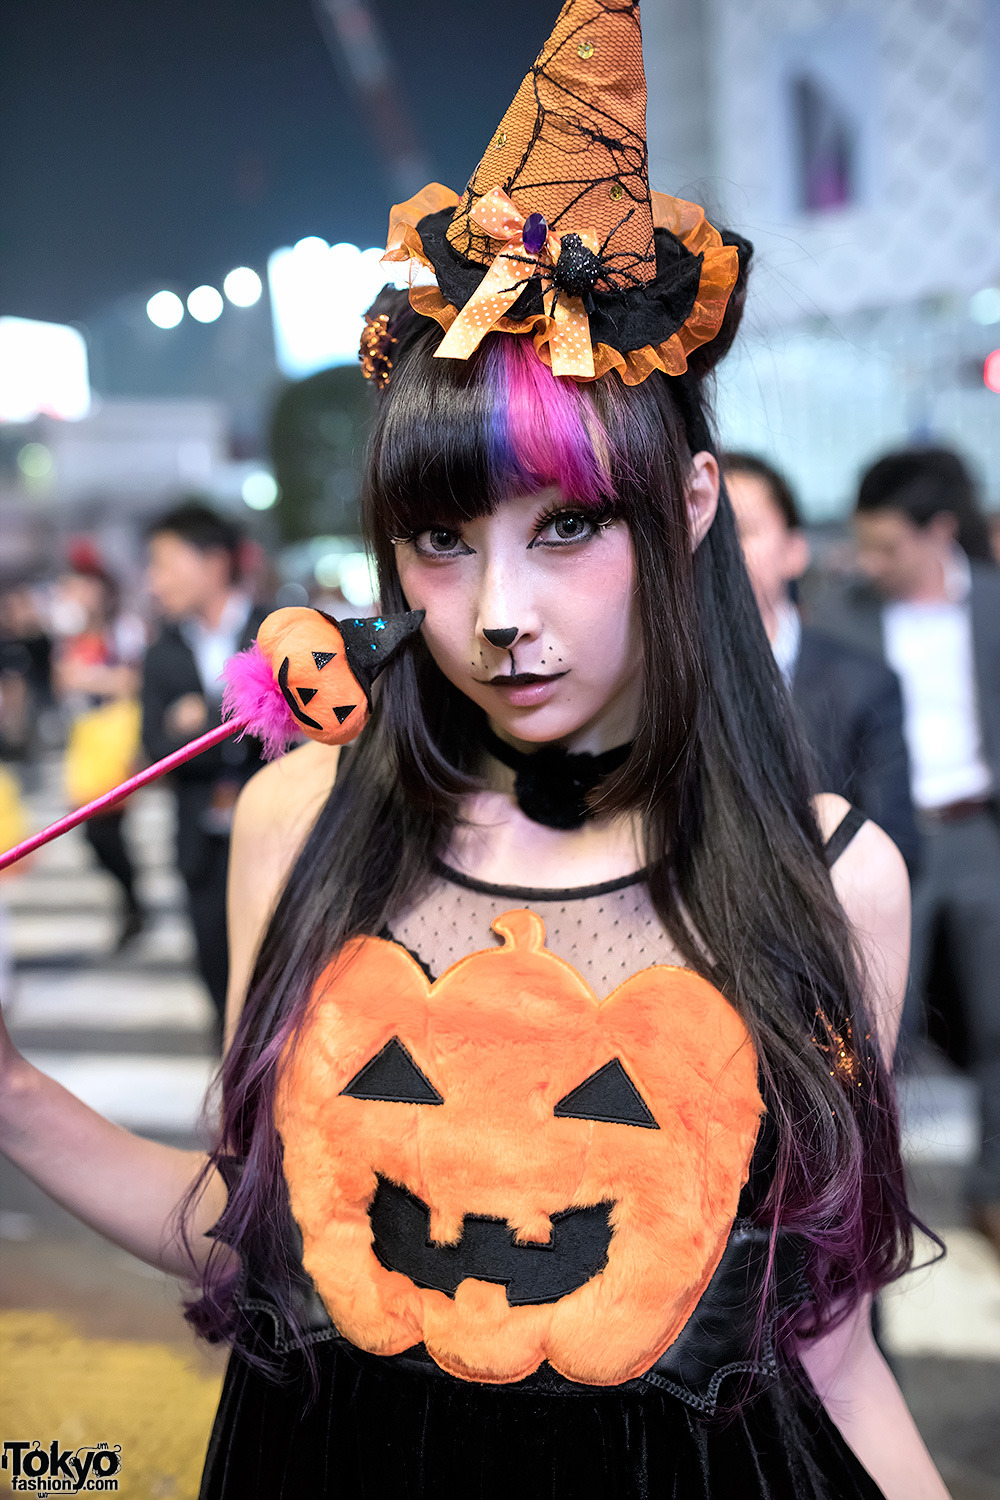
[389,864,686,999]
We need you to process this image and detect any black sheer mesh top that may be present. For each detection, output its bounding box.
[389,860,686,993]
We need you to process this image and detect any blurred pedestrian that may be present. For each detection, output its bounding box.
[0,584,53,781]
[142,501,268,1044]
[52,549,147,950]
[724,453,919,870]
[817,446,1000,1254]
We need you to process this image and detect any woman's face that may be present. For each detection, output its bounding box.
[394,486,642,752]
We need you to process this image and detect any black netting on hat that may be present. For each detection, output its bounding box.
[446,0,656,291]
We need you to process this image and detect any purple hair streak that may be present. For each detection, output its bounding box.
[495,337,612,508]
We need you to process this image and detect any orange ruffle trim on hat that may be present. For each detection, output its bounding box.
[383,187,740,386]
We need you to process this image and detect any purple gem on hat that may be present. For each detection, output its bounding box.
[522,212,548,256]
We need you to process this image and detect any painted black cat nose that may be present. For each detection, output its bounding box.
[482,627,518,649]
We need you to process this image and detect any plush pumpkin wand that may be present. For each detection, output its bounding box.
[0,606,424,873]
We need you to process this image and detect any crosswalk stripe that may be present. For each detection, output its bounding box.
[8,969,211,1031]
[20,1051,219,1134]
[881,1229,1000,1359]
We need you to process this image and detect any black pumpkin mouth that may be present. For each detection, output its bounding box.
[369,1175,613,1306]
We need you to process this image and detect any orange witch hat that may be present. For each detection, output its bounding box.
[446,0,655,289]
[380,0,748,385]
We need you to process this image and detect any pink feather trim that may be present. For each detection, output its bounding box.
[222,642,300,760]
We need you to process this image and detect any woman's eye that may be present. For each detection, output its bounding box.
[530,511,598,547]
[413,527,471,557]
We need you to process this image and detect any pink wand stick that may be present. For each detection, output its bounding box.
[0,718,248,874]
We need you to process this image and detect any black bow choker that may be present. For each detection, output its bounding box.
[482,726,632,830]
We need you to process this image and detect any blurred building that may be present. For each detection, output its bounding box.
[645,0,1000,518]
[0,400,281,586]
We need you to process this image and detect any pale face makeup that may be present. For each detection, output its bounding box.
[394,486,642,755]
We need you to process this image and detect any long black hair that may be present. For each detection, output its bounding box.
[182,279,915,1389]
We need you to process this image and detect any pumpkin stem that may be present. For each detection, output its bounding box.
[491,909,547,952]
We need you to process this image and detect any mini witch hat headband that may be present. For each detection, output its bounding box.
[378,0,743,385]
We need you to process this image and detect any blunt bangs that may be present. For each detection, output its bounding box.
[364,332,615,544]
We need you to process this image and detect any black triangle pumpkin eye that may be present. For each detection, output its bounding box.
[312,650,336,669]
[341,1037,443,1105]
[553,1059,658,1129]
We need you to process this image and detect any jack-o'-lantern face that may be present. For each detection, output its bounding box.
[276,910,763,1386]
[255,606,424,746]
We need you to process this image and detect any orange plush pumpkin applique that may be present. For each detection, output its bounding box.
[275,909,763,1387]
[254,606,424,747]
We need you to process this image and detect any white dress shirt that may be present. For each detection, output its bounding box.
[770,600,802,687]
[180,593,253,704]
[882,550,992,811]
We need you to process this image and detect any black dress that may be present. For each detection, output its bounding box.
[200,813,886,1499]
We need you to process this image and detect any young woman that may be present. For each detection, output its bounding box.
[0,4,949,1494]
[0,298,947,1499]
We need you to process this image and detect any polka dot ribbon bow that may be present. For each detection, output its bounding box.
[435,188,597,378]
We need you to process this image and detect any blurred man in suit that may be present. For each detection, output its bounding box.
[142,502,268,1046]
[724,453,919,871]
[816,447,1000,1252]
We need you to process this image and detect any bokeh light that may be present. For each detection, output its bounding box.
[984,350,1000,393]
[968,287,1000,325]
[17,443,54,479]
[223,267,262,307]
[267,240,409,378]
[293,236,330,256]
[339,552,378,607]
[241,470,279,510]
[0,317,91,422]
[146,291,184,329]
[187,286,224,323]
[313,552,342,589]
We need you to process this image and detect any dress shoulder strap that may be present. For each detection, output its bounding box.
[823,804,868,866]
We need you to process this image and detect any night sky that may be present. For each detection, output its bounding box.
[0,0,546,325]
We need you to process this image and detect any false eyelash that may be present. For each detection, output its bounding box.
[529,499,617,541]
[389,518,469,544]
[388,526,447,546]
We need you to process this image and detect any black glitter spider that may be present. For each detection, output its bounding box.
[496,202,655,325]
[550,232,605,299]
